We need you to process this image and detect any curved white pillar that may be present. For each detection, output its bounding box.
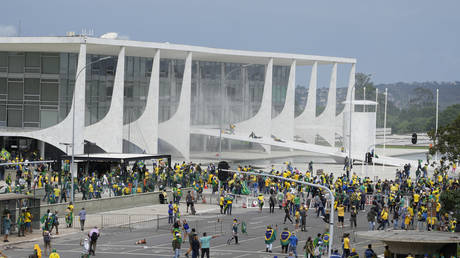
[315,62,337,146]
[124,49,160,154]
[85,46,125,152]
[336,63,356,137]
[235,58,273,153]
[159,52,192,160]
[295,61,317,143]
[0,44,87,154]
[272,60,295,141]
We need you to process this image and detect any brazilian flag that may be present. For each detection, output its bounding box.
[241,221,247,234]
[241,181,250,195]
[280,231,291,246]
[1,148,10,160]
[265,228,276,244]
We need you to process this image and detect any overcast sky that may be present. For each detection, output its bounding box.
[1,0,459,85]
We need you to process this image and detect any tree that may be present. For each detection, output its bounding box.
[428,113,460,162]
[439,188,460,220]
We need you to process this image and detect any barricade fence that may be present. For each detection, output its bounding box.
[71,213,226,235]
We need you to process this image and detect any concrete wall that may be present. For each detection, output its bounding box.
[39,190,172,217]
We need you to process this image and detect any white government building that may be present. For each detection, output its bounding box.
[0,36,379,163]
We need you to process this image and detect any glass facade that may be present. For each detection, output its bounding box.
[124,56,151,124]
[159,59,184,123]
[0,51,77,128]
[0,51,290,132]
[85,55,117,126]
[272,65,290,117]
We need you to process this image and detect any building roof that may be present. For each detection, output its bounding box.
[62,153,171,162]
[0,36,356,66]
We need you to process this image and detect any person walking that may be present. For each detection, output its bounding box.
[172,223,182,258]
[283,205,293,224]
[184,228,196,257]
[303,236,314,258]
[257,193,264,213]
[43,230,52,256]
[350,206,358,229]
[3,212,11,242]
[227,219,239,245]
[337,203,345,228]
[50,211,59,235]
[186,191,194,214]
[343,233,351,257]
[269,194,276,213]
[280,227,291,254]
[364,244,377,258]
[190,234,200,258]
[288,231,298,258]
[88,226,100,255]
[199,232,220,258]
[264,225,276,253]
[300,207,307,231]
[367,208,376,231]
[78,208,86,231]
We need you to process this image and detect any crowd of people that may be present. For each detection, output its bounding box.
[165,158,458,258]
[1,146,459,257]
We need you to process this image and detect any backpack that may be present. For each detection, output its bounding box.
[91,232,99,241]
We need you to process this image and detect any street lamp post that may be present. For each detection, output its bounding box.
[382,88,388,174]
[223,169,335,258]
[348,85,356,169]
[70,56,112,203]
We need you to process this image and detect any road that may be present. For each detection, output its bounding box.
[5,204,385,257]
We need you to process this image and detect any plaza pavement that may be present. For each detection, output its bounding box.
[4,200,387,258]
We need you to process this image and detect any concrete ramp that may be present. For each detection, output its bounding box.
[191,127,413,167]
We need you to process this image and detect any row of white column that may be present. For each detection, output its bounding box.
[12,45,355,161]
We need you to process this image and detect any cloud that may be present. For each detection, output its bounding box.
[0,25,17,36]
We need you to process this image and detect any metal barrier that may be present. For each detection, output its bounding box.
[72,212,225,234]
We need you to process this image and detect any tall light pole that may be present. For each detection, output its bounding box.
[70,56,112,203]
[373,88,378,176]
[382,88,388,174]
[348,85,356,169]
[435,88,439,162]
[218,64,255,160]
[223,169,335,258]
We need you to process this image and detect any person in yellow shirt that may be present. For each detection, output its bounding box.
[49,249,60,258]
[337,203,345,227]
[219,195,224,214]
[378,208,389,230]
[343,233,351,257]
[53,186,61,203]
[25,208,33,233]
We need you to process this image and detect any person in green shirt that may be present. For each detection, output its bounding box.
[17,210,25,237]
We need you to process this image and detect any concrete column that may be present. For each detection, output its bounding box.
[272,59,296,141]
[39,141,45,159]
[85,46,125,153]
[295,61,317,143]
[159,52,192,160]
[122,50,160,154]
[235,58,273,153]
[73,43,87,155]
[316,62,337,146]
